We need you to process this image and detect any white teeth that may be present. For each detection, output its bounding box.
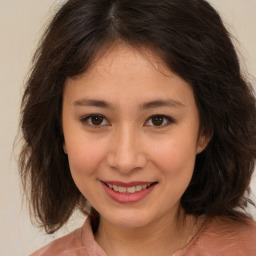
[118,186,127,193]
[142,185,147,190]
[106,183,152,193]
[135,185,143,192]
[127,186,136,193]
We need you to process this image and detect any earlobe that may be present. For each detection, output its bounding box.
[196,132,212,154]
[63,142,68,154]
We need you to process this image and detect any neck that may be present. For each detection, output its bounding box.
[95,208,196,256]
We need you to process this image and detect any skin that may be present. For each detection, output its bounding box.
[62,44,210,256]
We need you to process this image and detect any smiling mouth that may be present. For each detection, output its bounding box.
[103,182,157,194]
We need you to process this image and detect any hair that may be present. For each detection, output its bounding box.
[19,0,256,234]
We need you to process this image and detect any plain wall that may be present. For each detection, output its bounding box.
[0,1,255,255]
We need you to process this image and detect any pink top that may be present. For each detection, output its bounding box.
[29,215,256,256]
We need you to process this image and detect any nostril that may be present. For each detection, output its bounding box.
[106,152,147,174]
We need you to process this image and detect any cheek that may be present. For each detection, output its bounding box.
[65,137,105,178]
[65,140,106,201]
[151,135,197,178]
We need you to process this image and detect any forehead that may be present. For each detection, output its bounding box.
[70,44,171,81]
[63,44,195,106]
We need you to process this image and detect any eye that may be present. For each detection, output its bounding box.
[145,115,174,127]
[80,114,109,127]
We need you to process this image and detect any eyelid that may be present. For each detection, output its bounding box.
[80,114,174,128]
[80,114,110,127]
[144,114,174,128]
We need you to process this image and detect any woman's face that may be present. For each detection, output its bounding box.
[62,45,208,229]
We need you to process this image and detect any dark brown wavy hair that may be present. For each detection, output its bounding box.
[19,0,256,234]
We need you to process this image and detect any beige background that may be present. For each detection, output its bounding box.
[0,0,255,255]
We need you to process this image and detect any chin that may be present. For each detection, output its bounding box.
[111,218,150,229]
[101,209,157,229]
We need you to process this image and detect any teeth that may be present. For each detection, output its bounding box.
[142,185,147,189]
[127,186,136,193]
[135,185,142,192]
[118,186,127,193]
[106,183,152,193]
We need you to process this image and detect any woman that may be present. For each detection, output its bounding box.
[19,0,256,255]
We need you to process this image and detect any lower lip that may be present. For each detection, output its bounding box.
[101,182,157,204]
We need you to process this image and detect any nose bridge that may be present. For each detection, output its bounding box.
[107,123,146,173]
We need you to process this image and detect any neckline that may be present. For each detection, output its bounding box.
[81,214,209,256]
[172,214,209,255]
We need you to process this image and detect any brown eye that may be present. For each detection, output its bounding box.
[91,115,104,125]
[151,116,164,126]
[145,115,173,127]
[81,114,109,127]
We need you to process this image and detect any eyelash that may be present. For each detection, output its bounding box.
[80,114,174,128]
[145,115,174,128]
[80,114,110,128]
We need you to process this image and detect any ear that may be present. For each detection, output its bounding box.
[63,141,68,154]
[196,130,212,154]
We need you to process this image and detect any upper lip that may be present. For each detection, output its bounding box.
[101,180,157,187]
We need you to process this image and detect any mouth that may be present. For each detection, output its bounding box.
[103,182,157,194]
[100,180,158,204]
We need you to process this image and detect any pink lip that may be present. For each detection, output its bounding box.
[100,181,158,204]
[102,180,153,187]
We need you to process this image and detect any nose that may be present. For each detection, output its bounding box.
[106,125,147,174]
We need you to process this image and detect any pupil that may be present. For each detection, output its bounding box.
[92,116,103,125]
[152,116,163,126]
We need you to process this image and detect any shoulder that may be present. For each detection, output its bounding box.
[29,227,88,256]
[207,215,256,240]
[192,216,256,255]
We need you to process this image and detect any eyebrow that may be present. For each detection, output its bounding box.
[140,99,185,109]
[73,99,112,108]
[73,98,184,109]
